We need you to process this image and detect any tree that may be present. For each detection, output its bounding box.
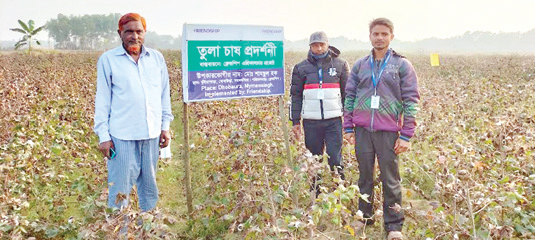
[47,13,121,50]
[47,14,72,49]
[10,19,46,52]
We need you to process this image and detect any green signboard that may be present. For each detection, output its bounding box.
[182,24,284,102]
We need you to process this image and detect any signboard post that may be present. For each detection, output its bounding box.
[181,24,289,216]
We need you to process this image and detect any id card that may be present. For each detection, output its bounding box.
[317,89,325,100]
[371,95,380,109]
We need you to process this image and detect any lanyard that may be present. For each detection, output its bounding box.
[318,67,323,87]
[369,49,391,94]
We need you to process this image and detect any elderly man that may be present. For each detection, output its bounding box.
[290,31,349,192]
[94,13,174,211]
[343,18,420,240]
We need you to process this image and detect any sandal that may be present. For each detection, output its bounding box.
[387,231,403,240]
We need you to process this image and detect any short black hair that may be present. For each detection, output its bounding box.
[369,18,394,34]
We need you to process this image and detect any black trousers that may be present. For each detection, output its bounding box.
[303,117,343,175]
[354,127,404,232]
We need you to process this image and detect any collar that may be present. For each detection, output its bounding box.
[308,49,331,63]
[369,48,394,61]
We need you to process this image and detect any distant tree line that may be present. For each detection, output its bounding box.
[145,32,181,50]
[47,13,119,50]
[46,13,181,50]
[285,30,535,53]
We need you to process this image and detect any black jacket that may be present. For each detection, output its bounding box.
[290,46,350,125]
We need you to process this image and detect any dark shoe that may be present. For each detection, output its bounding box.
[310,175,321,198]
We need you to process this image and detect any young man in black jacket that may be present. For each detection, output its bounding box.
[290,31,350,187]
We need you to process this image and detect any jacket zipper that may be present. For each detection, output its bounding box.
[370,58,379,131]
[318,66,324,120]
[370,109,375,131]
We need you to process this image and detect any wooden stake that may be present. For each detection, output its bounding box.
[278,95,292,166]
[183,102,193,217]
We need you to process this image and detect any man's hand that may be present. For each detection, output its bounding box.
[291,125,302,140]
[99,140,114,159]
[394,138,410,155]
[343,132,355,145]
[160,130,171,148]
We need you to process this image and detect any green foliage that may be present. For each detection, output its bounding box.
[1,51,535,239]
[9,19,46,52]
[400,54,535,239]
[0,53,177,239]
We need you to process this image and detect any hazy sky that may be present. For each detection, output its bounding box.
[1,0,534,42]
